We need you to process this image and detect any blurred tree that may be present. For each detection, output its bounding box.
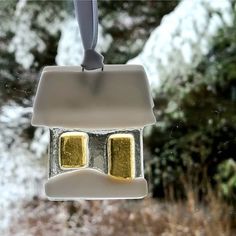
[0,0,66,105]
[1,1,236,233]
[98,0,179,64]
[0,0,179,153]
[0,0,179,106]
[147,1,236,202]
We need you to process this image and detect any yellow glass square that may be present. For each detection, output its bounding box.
[108,134,135,179]
[59,132,88,169]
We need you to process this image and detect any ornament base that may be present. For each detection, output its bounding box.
[45,168,148,200]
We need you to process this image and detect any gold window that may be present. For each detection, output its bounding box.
[59,132,88,169]
[108,133,135,179]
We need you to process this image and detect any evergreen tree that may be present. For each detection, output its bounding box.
[147,1,236,202]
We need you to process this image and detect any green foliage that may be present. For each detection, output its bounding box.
[215,159,236,200]
[147,6,236,202]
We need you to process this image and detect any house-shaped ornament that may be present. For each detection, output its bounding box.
[32,65,155,200]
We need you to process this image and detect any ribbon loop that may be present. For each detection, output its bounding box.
[74,0,104,70]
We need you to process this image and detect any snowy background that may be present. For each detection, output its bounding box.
[0,0,236,235]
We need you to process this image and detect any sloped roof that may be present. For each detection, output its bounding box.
[32,65,155,129]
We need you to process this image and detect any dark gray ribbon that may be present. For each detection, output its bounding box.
[74,0,104,70]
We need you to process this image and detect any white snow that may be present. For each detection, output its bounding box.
[8,11,43,69]
[128,0,233,87]
[0,103,48,233]
[8,1,62,69]
[56,18,112,66]
[1,0,235,234]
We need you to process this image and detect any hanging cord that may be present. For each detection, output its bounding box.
[73,0,104,70]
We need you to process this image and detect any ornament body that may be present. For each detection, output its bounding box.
[32,65,155,200]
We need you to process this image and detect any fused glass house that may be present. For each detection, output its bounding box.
[32,65,155,200]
